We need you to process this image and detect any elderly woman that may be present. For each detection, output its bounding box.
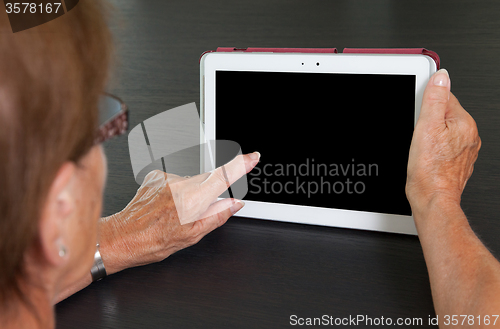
[2,1,500,329]
[0,2,259,328]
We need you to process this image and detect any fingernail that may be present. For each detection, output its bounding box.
[230,200,245,214]
[248,151,261,161]
[433,69,450,87]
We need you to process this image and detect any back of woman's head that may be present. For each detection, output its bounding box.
[0,1,113,305]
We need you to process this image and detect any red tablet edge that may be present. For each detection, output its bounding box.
[199,47,338,63]
[200,47,440,70]
[343,48,440,70]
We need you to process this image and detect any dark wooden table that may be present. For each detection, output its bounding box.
[56,1,500,328]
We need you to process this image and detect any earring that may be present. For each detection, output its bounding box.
[59,245,67,257]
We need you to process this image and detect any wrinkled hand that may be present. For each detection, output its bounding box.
[97,152,260,275]
[406,69,481,213]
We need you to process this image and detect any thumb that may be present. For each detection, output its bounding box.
[418,68,451,124]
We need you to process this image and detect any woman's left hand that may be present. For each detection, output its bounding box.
[97,152,260,275]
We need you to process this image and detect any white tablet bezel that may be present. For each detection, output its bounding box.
[200,52,437,235]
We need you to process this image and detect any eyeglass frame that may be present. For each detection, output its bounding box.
[94,93,129,145]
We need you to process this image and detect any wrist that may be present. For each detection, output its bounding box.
[97,213,129,276]
[408,189,460,216]
[410,192,467,233]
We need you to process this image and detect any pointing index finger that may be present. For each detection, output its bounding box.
[201,151,260,204]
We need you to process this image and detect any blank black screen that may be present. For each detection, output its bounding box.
[215,71,415,216]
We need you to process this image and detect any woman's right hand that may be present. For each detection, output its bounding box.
[97,152,260,275]
[406,69,481,215]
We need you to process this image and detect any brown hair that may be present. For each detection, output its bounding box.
[0,1,113,305]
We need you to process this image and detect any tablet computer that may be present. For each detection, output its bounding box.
[200,49,437,235]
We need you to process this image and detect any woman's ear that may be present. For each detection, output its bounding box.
[37,162,77,267]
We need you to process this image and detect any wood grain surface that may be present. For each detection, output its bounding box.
[56,1,500,328]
